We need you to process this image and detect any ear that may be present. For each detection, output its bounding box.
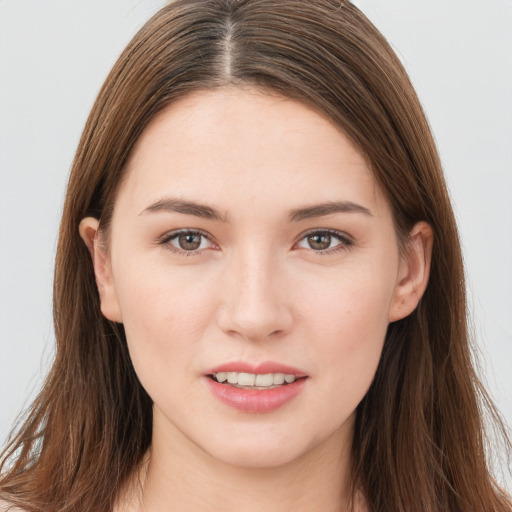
[79,217,123,323]
[389,221,434,322]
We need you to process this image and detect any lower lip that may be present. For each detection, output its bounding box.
[205,377,307,413]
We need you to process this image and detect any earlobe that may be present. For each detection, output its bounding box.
[389,221,434,322]
[78,217,123,323]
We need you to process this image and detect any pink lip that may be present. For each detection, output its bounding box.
[205,377,306,413]
[204,361,308,414]
[206,361,307,377]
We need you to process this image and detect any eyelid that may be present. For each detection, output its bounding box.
[294,228,354,254]
[157,228,218,254]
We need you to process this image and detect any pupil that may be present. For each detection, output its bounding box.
[179,233,201,250]
[309,233,331,250]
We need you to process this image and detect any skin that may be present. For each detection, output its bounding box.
[80,87,433,511]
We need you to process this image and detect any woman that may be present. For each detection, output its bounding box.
[1,1,510,510]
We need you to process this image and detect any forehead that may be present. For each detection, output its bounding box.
[117,86,387,219]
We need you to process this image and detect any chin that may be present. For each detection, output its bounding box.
[208,441,305,469]
[197,424,328,470]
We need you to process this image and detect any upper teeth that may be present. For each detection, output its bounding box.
[214,372,296,386]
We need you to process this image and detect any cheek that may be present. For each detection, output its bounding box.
[299,269,393,404]
[112,256,219,375]
[301,264,393,342]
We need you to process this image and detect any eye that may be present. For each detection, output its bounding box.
[159,229,215,253]
[296,230,352,253]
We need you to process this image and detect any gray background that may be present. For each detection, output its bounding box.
[1,0,511,487]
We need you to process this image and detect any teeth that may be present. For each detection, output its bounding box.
[255,373,273,386]
[238,372,255,386]
[273,373,285,385]
[212,372,297,387]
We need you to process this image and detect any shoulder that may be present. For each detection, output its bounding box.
[0,500,23,512]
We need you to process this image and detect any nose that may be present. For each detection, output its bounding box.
[216,247,293,342]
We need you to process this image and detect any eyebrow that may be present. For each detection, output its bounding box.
[139,197,372,222]
[139,198,226,221]
[288,201,373,221]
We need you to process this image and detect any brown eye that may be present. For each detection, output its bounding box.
[296,230,352,253]
[307,233,332,250]
[162,230,213,253]
[178,232,202,251]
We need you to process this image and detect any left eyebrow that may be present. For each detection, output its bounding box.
[288,201,373,221]
[139,197,226,221]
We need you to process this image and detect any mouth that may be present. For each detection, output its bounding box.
[208,371,306,390]
[204,364,308,413]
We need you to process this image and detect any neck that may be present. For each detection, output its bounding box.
[117,412,363,512]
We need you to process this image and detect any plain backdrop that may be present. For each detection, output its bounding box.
[1,0,511,487]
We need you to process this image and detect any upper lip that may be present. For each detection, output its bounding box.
[206,361,308,378]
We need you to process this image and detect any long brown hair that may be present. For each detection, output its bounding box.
[1,1,510,510]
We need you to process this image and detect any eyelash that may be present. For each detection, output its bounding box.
[157,229,215,256]
[296,229,354,255]
[157,228,353,255]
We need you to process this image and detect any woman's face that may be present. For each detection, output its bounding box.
[85,87,427,469]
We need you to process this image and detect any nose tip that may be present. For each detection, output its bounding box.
[216,256,293,342]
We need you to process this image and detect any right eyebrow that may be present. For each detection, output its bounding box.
[139,197,226,222]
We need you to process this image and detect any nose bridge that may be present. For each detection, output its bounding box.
[218,242,292,341]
